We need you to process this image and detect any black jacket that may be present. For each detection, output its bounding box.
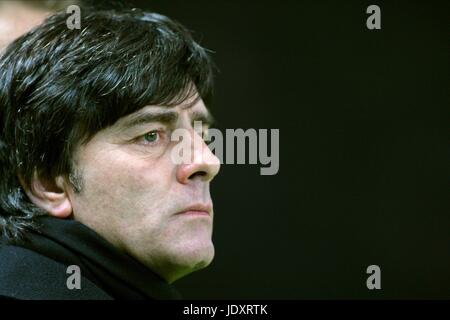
[0,216,181,300]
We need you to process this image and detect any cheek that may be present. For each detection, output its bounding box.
[78,149,176,218]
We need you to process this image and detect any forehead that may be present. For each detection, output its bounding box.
[142,97,206,116]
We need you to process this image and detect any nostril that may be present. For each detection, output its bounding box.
[188,171,207,180]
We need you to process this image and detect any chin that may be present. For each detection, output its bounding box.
[162,240,215,283]
[177,239,215,270]
[131,239,215,283]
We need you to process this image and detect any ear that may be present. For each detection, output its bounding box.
[19,171,73,218]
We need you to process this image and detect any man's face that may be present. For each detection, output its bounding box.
[0,1,51,49]
[65,98,221,283]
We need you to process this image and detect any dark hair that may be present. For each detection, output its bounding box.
[0,8,215,241]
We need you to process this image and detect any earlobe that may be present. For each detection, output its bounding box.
[19,171,73,218]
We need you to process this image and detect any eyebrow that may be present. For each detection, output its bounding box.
[118,109,215,130]
[119,110,179,129]
[191,110,215,127]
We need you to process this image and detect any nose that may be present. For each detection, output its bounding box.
[176,129,221,184]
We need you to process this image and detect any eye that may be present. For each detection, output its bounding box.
[195,124,209,141]
[202,127,210,140]
[142,130,160,144]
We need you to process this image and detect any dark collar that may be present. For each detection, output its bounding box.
[17,216,181,300]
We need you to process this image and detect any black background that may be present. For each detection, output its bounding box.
[88,0,450,299]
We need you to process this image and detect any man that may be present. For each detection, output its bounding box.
[0,1,137,50]
[0,8,220,299]
[0,0,78,50]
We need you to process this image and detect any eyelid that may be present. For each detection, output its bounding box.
[136,128,167,146]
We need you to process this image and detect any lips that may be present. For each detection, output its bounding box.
[175,203,212,216]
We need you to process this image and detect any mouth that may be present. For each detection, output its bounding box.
[175,203,212,217]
